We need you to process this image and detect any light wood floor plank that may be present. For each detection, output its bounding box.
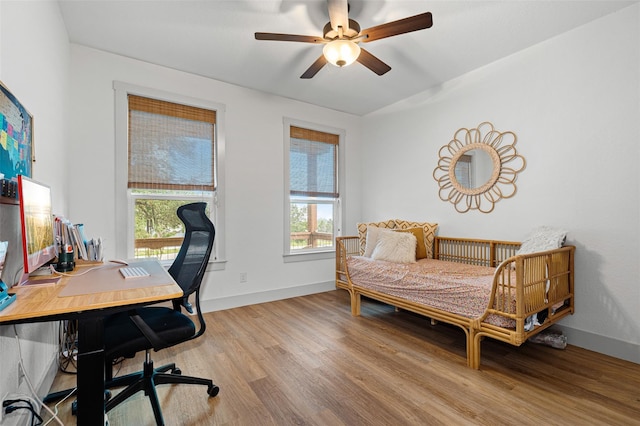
[45,290,640,425]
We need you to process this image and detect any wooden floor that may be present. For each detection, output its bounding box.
[45,290,640,425]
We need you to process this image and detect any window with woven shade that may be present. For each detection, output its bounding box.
[454,154,472,189]
[127,94,217,261]
[128,95,216,191]
[285,121,343,257]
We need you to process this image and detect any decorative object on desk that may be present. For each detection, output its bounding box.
[55,247,75,272]
[433,122,526,213]
[0,241,16,311]
[85,236,103,262]
[0,80,34,181]
[0,281,16,311]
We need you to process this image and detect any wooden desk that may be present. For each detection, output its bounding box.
[0,260,182,425]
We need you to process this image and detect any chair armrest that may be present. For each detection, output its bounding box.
[128,310,170,351]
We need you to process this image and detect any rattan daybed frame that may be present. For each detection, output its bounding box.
[336,235,575,369]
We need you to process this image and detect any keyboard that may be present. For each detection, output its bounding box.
[119,266,150,279]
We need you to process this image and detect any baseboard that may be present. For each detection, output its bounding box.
[555,325,639,364]
[200,281,335,313]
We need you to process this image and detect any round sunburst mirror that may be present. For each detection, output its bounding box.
[433,122,526,213]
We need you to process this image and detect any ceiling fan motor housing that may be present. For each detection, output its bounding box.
[323,19,361,40]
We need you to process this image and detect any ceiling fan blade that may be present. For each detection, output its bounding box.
[356,48,391,76]
[300,55,328,79]
[327,0,349,31]
[361,12,433,43]
[255,32,324,43]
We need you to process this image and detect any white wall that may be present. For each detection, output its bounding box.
[362,5,640,363]
[67,45,363,310]
[0,1,71,422]
[1,8,637,421]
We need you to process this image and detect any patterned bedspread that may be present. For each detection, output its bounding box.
[346,256,515,328]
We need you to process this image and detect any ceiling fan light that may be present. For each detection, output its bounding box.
[323,40,361,67]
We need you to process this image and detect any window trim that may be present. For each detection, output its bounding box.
[114,81,226,268]
[283,117,344,260]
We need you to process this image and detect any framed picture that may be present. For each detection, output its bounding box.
[0,81,33,180]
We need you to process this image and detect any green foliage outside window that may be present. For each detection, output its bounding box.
[290,204,308,233]
[134,199,188,239]
[132,196,212,259]
[290,203,333,250]
[290,204,333,233]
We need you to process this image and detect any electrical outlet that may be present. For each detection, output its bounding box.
[239,272,247,283]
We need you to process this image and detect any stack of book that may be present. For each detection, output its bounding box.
[54,216,103,261]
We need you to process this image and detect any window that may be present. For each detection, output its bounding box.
[114,82,225,266]
[284,120,343,259]
[455,154,472,188]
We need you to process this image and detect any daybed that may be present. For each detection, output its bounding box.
[335,220,575,369]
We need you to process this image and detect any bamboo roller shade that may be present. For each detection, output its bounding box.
[129,95,216,124]
[290,126,338,144]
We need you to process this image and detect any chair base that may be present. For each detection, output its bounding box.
[105,354,219,426]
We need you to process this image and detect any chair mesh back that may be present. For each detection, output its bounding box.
[168,203,215,297]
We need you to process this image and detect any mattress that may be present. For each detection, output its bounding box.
[346,256,515,328]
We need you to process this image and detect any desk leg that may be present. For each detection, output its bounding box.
[76,317,105,425]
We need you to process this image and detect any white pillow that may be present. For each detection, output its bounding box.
[371,230,417,263]
[363,226,386,257]
[517,226,567,255]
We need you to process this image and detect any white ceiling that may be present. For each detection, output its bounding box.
[58,0,634,116]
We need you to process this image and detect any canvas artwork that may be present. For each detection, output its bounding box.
[0,81,33,180]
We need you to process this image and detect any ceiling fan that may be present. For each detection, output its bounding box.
[255,0,433,79]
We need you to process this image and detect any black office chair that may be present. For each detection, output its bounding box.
[103,202,219,425]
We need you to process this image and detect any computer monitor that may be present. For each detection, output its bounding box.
[17,175,57,284]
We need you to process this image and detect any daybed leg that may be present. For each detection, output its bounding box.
[465,330,472,368]
[350,291,361,316]
[469,332,481,370]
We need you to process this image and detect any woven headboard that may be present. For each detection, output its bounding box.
[356,219,438,258]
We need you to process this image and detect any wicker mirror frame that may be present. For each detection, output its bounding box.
[433,122,526,213]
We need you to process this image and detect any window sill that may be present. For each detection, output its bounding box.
[158,259,226,271]
[206,259,227,272]
[283,251,334,263]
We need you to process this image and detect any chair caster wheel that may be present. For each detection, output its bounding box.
[172,368,182,375]
[208,384,220,397]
